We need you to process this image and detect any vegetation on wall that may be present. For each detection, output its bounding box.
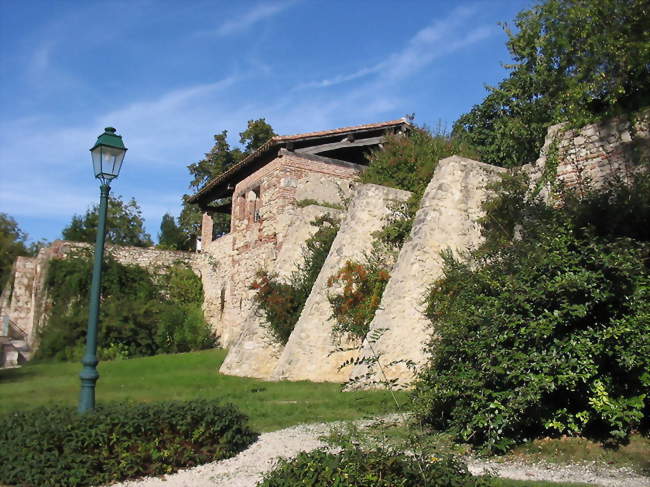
[251,214,339,345]
[327,260,390,342]
[361,126,478,252]
[414,167,650,452]
[453,0,650,167]
[37,252,214,361]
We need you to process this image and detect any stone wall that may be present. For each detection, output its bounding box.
[529,108,650,194]
[271,184,411,382]
[201,150,359,349]
[0,240,200,351]
[349,157,505,387]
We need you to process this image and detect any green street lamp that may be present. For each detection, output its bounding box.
[79,127,127,413]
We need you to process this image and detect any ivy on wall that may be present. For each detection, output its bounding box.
[37,251,214,361]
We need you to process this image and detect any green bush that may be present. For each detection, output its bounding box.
[251,215,339,345]
[0,400,257,487]
[37,255,214,361]
[258,447,491,487]
[414,168,650,452]
[361,126,477,253]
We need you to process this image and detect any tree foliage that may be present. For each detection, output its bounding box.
[0,213,32,289]
[158,213,188,250]
[179,119,276,244]
[37,254,214,361]
[62,195,152,247]
[453,0,650,167]
[414,168,650,452]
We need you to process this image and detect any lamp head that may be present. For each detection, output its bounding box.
[90,127,127,184]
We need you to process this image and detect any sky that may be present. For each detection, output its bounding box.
[0,0,534,245]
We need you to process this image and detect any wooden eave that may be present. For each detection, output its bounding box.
[188,119,410,207]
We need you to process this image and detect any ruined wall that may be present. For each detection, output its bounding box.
[529,108,649,193]
[0,241,200,350]
[201,150,359,348]
[349,157,505,387]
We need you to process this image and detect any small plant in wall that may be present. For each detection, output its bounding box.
[327,260,390,342]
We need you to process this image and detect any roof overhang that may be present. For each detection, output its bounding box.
[188,118,410,208]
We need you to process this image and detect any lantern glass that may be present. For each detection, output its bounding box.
[90,127,127,183]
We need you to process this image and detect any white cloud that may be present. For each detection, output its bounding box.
[296,6,493,90]
[210,1,296,37]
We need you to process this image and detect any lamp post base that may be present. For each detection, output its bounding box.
[79,359,99,413]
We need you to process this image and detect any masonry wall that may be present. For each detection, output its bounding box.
[529,108,650,194]
[200,150,359,348]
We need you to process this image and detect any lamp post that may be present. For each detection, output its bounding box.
[79,127,127,413]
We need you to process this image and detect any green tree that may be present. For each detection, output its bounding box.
[453,0,650,167]
[62,195,152,247]
[179,119,276,244]
[158,213,188,250]
[0,214,30,288]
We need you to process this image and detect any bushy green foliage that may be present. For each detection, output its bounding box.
[258,446,491,487]
[251,214,339,345]
[361,126,477,252]
[37,254,214,361]
[414,169,650,452]
[158,212,190,250]
[0,213,38,289]
[62,194,152,247]
[361,127,477,197]
[453,0,650,167]
[0,400,256,487]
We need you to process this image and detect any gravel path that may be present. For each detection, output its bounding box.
[110,419,650,487]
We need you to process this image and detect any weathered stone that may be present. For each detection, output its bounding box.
[349,156,505,388]
[219,205,342,379]
[271,183,411,382]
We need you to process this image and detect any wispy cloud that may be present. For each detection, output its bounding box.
[296,6,493,90]
[210,1,296,37]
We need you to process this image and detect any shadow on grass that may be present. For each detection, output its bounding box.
[0,366,33,383]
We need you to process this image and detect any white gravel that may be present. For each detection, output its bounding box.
[109,419,650,487]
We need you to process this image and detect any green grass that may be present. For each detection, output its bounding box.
[0,349,405,432]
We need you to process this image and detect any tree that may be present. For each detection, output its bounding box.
[158,213,188,250]
[62,195,152,247]
[453,0,650,167]
[179,119,276,244]
[0,214,30,288]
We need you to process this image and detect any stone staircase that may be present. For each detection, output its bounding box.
[1,316,32,368]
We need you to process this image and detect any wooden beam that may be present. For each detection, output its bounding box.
[295,135,385,155]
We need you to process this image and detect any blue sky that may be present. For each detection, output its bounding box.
[0,0,533,244]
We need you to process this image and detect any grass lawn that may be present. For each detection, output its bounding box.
[0,349,405,432]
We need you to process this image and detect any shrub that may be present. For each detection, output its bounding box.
[0,400,257,487]
[258,447,491,487]
[361,125,477,253]
[414,167,650,452]
[251,215,339,345]
[327,260,390,341]
[37,255,214,361]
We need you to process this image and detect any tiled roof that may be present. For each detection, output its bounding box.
[188,118,408,204]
